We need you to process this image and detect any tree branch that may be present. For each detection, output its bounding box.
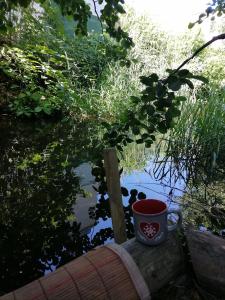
[168,33,225,78]
[92,0,103,34]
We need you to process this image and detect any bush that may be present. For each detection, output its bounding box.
[0,45,73,116]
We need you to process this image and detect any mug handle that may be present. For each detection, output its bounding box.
[167,209,182,231]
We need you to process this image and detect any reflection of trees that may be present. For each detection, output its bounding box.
[0,117,166,294]
[0,118,103,293]
[90,188,146,242]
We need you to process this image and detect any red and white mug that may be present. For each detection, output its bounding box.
[132,199,182,246]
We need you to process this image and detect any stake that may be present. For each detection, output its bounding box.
[103,148,127,244]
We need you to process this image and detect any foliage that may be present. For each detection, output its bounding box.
[82,9,207,120]
[189,0,225,28]
[0,118,108,292]
[152,39,225,187]
[0,2,134,117]
[90,31,225,217]
[0,45,73,116]
[0,116,149,293]
[0,1,225,293]
[0,0,133,49]
[81,10,174,118]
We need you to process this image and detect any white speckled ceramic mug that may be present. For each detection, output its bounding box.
[132,199,182,246]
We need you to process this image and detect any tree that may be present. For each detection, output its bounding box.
[0,0,133,47]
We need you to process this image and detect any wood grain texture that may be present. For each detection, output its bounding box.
[103,148,127,244]
[122,232,184,294]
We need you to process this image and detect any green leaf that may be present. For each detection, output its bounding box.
[34,106,42,113]
[24,111,31,117]
[140,76,154,86]
[116,145,123,152]
[31,92,41,101]
[175,96,187,102]
[32,153,42,164]
[18,93,26,99]
[181,78,194,89]
[166,69,173,74]
[43,107,52,115]
[126,138,133,143]
[141,133,149,140]
[145,139,153,148]
[199,13,206,18]
[146,124,155,134]
[108,130,117,138]
[188,22,195,29]
[150,73,159,82]
[136,138,143,144]
[170,107,181,117]
[190,75,209,84]
[142,88,156,101]
[168,79,182,91]
[138,192,146,199]
[157,83,167,97]
[132,126,140,135]
[158,121,167,134]
[146,105,155,115]
[121,187,129,197]
[178,69,190,77]
[116,4,126,14]
[130,96,140,104]
[150,135,156,141]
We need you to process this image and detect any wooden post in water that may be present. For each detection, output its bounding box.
[103,148,127,244]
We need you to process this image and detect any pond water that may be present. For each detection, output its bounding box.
[0,117,185,294]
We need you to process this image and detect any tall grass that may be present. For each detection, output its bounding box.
[154,40,225,185]
[165,86,225,182]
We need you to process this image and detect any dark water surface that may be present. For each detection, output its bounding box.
[0,117,184,294]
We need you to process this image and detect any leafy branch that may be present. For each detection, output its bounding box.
[92,33,225,196]
[0,0,133,48]
[168,33,225,76]
[189,0,225,28]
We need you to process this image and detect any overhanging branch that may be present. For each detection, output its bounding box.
[92,0,103,34]
[170,33,225,77]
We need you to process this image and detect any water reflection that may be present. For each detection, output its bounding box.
[0,118,103,293]
[1,116,220,295]
[0,117,185,294]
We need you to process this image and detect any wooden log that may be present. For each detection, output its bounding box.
[122,231,185,294]
[186,229,225,297]
[103,148,127,244]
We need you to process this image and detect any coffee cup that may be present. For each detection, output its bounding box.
[132,199,182,246]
